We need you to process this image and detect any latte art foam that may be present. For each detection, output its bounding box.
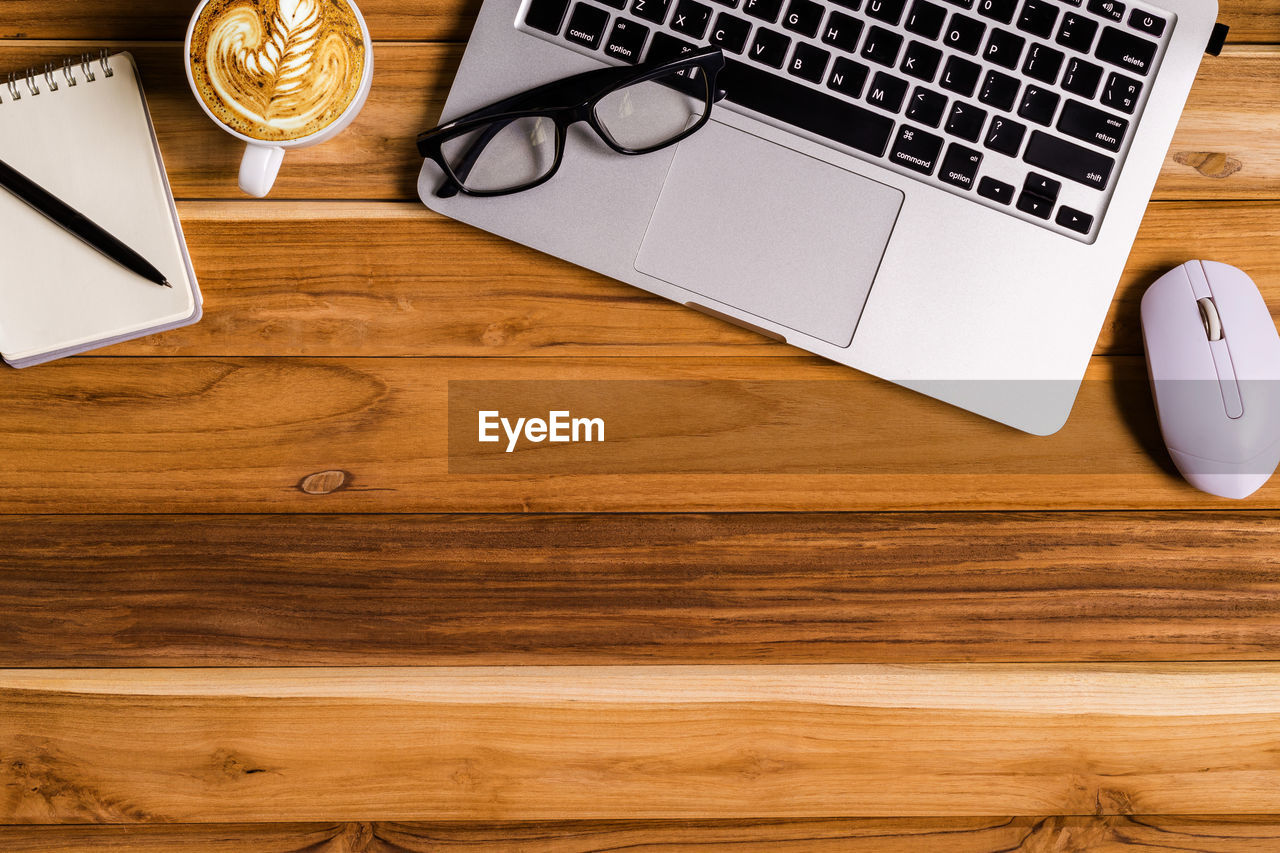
[190,0,366,141]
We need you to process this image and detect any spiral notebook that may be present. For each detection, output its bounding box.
[0,51,200,368]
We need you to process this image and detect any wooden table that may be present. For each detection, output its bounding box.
[3,2,1280,850]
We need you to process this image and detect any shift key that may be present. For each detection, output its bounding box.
[1024,130,1114,190]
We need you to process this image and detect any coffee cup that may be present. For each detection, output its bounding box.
[184,0,374,197]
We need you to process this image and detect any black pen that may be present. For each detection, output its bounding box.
[0,157,170,287]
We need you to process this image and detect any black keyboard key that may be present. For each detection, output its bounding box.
[1017,84,1059,125]
[1095,26,1156,75]
[940,55,981,96]
[1016,0,1057,38]
[862,26,904,65]
[600,0,627,11]
[944,14,986,54]
[831,0,862,9]
[940,143,983,189]
[945,100,987,141]
[526,0,571,33]
[605,18,649,61]
[1058,99,1128,151]
[632,0,672,24]
[1024,129,1115,189]
[822,11,865,51]
[868,71,910,111]
[647,31,698,63]
[1056,205,1094,234]
[976,0,1017,23]
[750,27,791,66]
[1024,172,1060,200]
[1022,43,1064,84]
[945,0,976,8]
[905,0,948,38]
[1016,190,1053,219]
[789,41,831,81]
[978,176,1015,204]
[711,0,739,7]
[983,28,1025,69]
[1087,0,1124,22]
[710,12,752,51]
[1056,12,1098,51]
[744,0,784,22]
[1128,8,1166,37]
[722,58,895,155]
[1101,71,1142,113]
[866,0,908,25]
[783,0,824,35]
[565,3,609,48]
[907,86,948,126]
[890,124,945,174]
[650,29,701,59]
[828,56,871,97]
[1062,56,1103,97]
[978,69,1019,110]
[983,114,1026,155]
[671,0,713,36]
[901,41,943,80]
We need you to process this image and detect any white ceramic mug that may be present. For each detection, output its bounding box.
[184,0,375,198]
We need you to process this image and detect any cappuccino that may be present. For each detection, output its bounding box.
[189,0,367,142]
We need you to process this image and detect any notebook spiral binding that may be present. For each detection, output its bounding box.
[2,49,113,105]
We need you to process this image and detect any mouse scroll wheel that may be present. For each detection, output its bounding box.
[1198,297,1224,341]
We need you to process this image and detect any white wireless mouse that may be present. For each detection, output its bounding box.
[1141,261,1280,499]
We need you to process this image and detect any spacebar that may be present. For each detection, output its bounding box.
[720,59,894,158]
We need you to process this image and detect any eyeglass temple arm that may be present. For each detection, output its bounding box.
[422,45,725,143]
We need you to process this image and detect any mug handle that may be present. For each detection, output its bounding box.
[239,144,285,198]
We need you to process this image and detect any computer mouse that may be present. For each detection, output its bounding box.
[1141,261,1280,499]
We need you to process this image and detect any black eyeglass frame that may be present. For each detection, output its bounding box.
[417,46,726,198]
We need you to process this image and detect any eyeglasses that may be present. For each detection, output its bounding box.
[417,46,725,198]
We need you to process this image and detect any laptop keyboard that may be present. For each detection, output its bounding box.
[519,0,1175,242]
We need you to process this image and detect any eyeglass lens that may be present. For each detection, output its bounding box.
[593,69,710,152]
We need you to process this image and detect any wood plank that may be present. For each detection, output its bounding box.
[91,200,1277,358]
[0,43,1273,200]
[7,665,1280,821]
[6,512,1280,666]
[1,0,1274,43]
[0,355,1273,513]
[6,817,1280,851]
[0,0,487,42]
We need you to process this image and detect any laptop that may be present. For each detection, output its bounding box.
[420,0,1221,434]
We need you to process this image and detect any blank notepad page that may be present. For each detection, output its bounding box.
[0,53,196,363]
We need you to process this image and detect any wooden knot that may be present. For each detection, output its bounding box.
[1173,151,1243,180]
[299,470,350,495]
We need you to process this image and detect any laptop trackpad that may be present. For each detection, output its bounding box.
[635,121,903,347]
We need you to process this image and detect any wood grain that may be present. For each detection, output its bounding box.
[0,0,1274,43]
[5,512,1280,666]
[75,200,1276,358]
[7,665,1280,821]
[6,816,1280,852]
[0,43,1273,200]
[0,0,1277,841]
[0,355,1272,513]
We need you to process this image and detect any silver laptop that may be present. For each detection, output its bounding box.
[420,0,1220,434]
